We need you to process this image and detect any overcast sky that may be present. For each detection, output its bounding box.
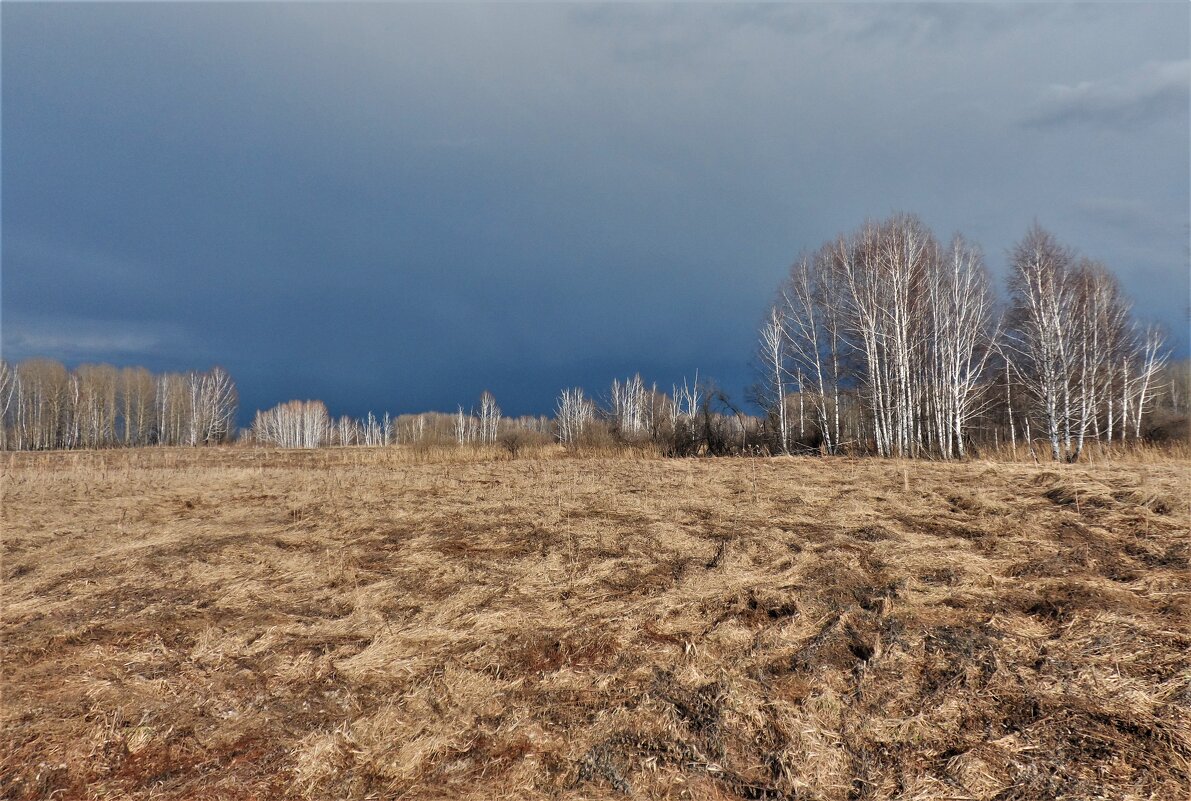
[3,3,1188,419]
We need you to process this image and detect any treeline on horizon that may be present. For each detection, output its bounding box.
[3,217,1187,461]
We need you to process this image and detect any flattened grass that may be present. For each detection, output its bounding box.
[2,448,1188,799]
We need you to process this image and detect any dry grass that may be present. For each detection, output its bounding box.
[2,447,1189,800]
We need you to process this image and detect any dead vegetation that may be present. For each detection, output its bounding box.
[1,448,1188,800]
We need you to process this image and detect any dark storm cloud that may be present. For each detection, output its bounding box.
[3,3,1188,420]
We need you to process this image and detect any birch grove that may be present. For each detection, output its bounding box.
[1,360,237,450]
[764,216,996,458]
[1006,226,1170,461]
[252,400,330,448]
[759,216,1172,461]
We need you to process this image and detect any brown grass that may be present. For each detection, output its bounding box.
[2,448,1189,800]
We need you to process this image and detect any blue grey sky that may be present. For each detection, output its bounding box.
[3,3,1188,419]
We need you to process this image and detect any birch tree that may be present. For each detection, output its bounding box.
[1128,324,1168,439]
[478,391,501,444]
[781,251,847,449]
[156,373,190,445]
[922,236,996,458]
[609,375,648,436]
[455,406,476,444]
[190,367,237,445]
[0,360,15,451]
[119,366,155,446]
[1006,225,1080,461]
[555,387,594,447]
[756,306,789,453]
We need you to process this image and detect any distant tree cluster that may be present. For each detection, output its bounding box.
[0,359,236,450]
[241,380,747,456]
[248,402,394,449]
[251,400,334,449]
[550,373,756,457]
[754,216,1176,461]
[244,394,550,451]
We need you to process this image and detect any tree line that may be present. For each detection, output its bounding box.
[0,360,237,450]
[3,216,1184,459]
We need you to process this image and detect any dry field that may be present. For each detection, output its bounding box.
[1,448,1189,800]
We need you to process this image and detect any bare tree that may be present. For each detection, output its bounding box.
[780,251,845,453]
[0,360,14,451]
[756,306,789,453]
[555,387,594,447]
[1128,324,1168,439]
[119,366,155,446]
[75,364,119,448]
[454,405,476,444]
[253,400,329,448]
[673,373,700,423]
[922,236,997,458]
[190,367,237,445]
[13,359,71,450]
[609,374,648,437]
[1006,225,1080,461]
[478,391,501,444]
[1069,262,1131,444]
[156,372,190,446]
[359,411,390,446]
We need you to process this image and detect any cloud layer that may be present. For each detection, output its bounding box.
[1026,59,1190,128]
[2,4,1187,418]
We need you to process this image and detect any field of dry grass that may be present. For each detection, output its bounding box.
[2,447,1188,800]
